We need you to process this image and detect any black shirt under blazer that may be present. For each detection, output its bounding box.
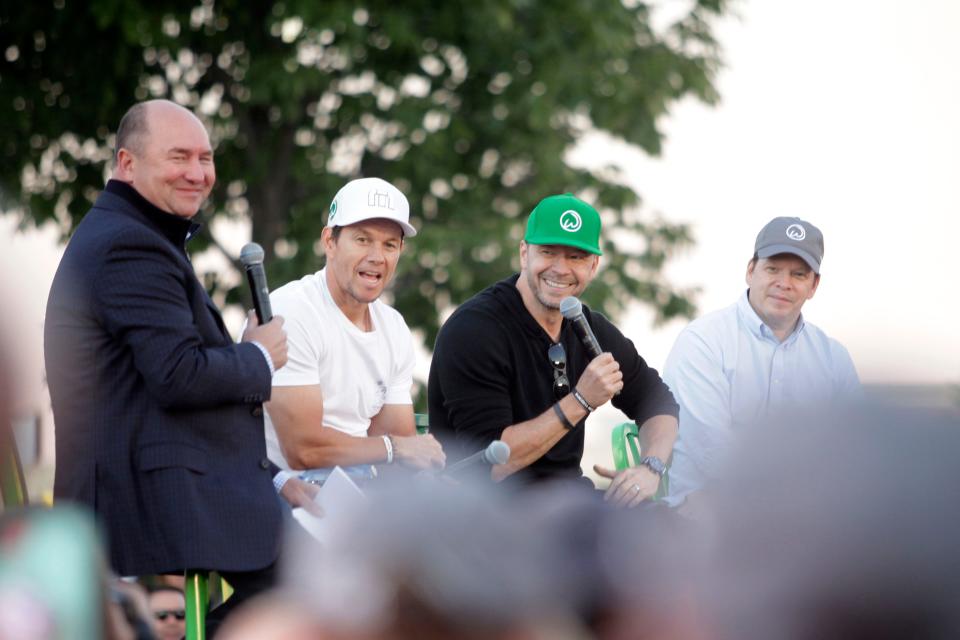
[45,180,282,576]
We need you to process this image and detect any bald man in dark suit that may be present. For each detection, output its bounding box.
[45,100,315,632]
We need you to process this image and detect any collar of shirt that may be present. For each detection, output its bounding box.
[104,179,202,248]
[494,273,558,343]
[737,289,806,346]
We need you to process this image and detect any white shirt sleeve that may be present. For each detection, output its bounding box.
[272,291,325,387]
[663,327,735,504]
[831,340,863,400]
[384,318,415,406]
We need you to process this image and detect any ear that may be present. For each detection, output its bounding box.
[745,259,757,286]
[808,273,821,299]
[588,254,601,279]
[519,240,529,270]
[320,226,336,256]
[114,148,136,181]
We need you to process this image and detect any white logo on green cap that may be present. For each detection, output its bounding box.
[786,223,805,241]
[559,210,582,232]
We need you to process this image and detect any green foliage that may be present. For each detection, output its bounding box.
[1,0,729,345]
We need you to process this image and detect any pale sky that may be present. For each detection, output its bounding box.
[573,0,960,386]
[3,0,958,424]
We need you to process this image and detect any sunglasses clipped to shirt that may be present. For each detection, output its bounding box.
[547,343,570,399]
[154,609,186,621]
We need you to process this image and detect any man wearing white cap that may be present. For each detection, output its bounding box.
[265,177,445,488]
[663,217,860,510]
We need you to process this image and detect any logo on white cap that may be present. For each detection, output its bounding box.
[786,223,806,241]
[367,189,396,211]
[559,210,582,232]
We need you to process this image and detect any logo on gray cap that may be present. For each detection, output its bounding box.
[786,224,806,241]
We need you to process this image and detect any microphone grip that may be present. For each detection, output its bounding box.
[445,449,487,474]
[572,317,602,360]
[245,265,273,324]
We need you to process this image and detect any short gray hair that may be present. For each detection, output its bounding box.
[114,102,150,163]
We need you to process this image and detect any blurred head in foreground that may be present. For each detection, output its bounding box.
[279,480,586,640]
[699,405,960,640]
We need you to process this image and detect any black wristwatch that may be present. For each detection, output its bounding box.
[639,455,666,477]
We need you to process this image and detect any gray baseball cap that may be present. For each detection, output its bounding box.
[754,216,824,273]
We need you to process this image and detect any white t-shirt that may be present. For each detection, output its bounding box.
[264,268,415,470]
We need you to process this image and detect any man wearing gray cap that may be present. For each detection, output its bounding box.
[264,177,445,490]
[663,217,860,510]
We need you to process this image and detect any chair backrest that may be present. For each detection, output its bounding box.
[610,422,670,501]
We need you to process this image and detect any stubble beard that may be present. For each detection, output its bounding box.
[527,270,566,311]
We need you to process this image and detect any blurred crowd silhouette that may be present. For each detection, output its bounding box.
[3,320,960,639]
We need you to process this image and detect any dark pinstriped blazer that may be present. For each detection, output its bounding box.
[45,180,282,576]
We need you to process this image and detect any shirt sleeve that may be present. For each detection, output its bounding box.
[94,229,271,410]
[431,309,515,454]
[831,340,863,401]
[384,316,415,406]
[662,326,735,499]
[270,289,324,387]
[590,311,679,423]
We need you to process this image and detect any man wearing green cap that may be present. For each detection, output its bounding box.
[428,194,679,505]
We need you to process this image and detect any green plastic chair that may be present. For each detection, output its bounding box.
[415,413,429,434]
[610,422,670,501]
[184,570,209,640]
[0,428,27,508]
[184,571,233,640]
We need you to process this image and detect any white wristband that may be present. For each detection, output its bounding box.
[382,435,394,464]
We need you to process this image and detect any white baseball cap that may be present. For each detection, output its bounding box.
[326,177,416,237]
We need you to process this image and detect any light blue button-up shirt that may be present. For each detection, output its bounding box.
[663,291,860,506]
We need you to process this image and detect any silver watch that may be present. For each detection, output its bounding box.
[639,455,666,477]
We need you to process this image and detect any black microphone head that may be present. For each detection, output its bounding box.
[484,440,511,465]
[559,296,582,319]
[239,242,265,267]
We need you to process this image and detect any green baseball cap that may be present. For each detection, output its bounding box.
[523,193,603,255]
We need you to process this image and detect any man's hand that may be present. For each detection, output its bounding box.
[594,464,659,508]
[279,476,323,517]
[242,310,288,370]
[392,433,446,470]
[575,353,624,409]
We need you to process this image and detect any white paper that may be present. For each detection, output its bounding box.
[291,466,367,545]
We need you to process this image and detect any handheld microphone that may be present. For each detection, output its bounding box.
[444,440,511,475]
[559,296,601,359]
[240,242,273,324]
